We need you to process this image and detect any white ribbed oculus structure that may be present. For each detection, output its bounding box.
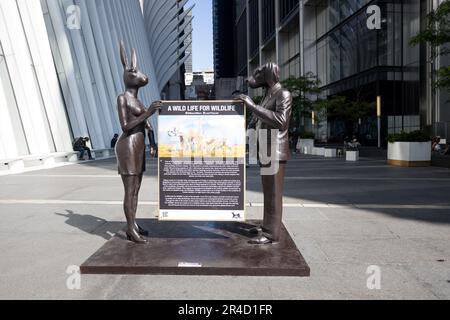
[143,0,194,92]
[0,0,161,163]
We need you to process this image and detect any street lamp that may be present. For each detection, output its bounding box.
[377,96,381,148]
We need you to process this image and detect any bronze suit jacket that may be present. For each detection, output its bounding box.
[249,83,293,162]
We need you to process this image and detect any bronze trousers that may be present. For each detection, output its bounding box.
[261,162,286,242]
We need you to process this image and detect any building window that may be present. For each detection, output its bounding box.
[249,0,259,57]
[279,0,299,24]
[236,11,248,75]
[262,0,275,43]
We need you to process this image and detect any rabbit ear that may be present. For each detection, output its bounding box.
[120,41,128,69]
[131,48,137,70]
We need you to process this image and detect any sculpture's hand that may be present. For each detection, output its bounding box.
[146,101,163,117]
[236,94,256,110]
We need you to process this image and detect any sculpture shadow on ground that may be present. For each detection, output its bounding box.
[55,210,123,241]
[55,210,260,241]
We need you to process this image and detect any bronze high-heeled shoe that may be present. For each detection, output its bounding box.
[248,235,273,245]
[135,224,149,236]
[126,229,148,244]
[248,226,263,235]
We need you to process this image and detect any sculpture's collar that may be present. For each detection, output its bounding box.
[266,83,282,99]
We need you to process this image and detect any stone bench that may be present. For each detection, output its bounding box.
[53,152,79,163]
[2,158,25,172]
[2,154,55,173]
[312,147,325,156]
[22,154,56,168]
[324,148,337,158]
[92,148,115,159]
[2,151,80,174]
[1,149,116,175]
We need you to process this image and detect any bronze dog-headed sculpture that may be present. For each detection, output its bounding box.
[236,62,292,245]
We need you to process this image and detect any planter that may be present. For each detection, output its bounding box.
[387,142,431,167]
[324,148,337,158]
[312,147,325,156]
[346,150,359,162]
[297,139,314,154]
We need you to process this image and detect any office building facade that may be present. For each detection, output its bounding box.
[185,10,194,74]
[213,0,236,79]
[220,0,449,144]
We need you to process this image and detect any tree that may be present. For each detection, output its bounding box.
[410,0,450,92]
[282,74,376,137]
[313,91,376,138]
[327,97,375,124]
[281,72,321,128]
[312,96,346,123]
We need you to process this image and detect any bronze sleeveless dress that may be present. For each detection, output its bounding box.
[115,96,146,176]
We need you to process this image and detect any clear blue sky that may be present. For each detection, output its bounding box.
[191,0,214,71]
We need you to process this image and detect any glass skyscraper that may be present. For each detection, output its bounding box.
[218,0,448,146]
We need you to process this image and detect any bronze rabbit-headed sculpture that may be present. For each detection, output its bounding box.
[115,41,162,244]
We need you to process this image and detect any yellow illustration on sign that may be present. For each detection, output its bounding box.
[159,115,246,158]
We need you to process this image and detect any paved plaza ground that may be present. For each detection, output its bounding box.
[0,155,449,299]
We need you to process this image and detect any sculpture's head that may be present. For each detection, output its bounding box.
[120,41,149,89]
[247,62,280,89]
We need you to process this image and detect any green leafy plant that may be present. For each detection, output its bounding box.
[410,0,450,92]
[282,73,321,127]
[282,74,376,138]
[312,94,375,139]
[387,131,431,143]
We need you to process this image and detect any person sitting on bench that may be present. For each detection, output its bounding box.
[73,137,93,161]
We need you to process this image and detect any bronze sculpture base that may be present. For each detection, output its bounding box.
[80,220,310,277]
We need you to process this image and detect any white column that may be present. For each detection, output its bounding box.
[96,0,123,95]
[131,0,153,104]
[60,0,105,149]
[85,0,121,133]
[118,0,135,48]
[108,0,126,52]
[0,0,53,155]
[43,0,89,139]
[123,0,151,106]
[132,0,160,102]
[0,70,21,159]
[103,0,122,60]
[98,0,124,94]
[78,0,115,139]
[17,0,73,153]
